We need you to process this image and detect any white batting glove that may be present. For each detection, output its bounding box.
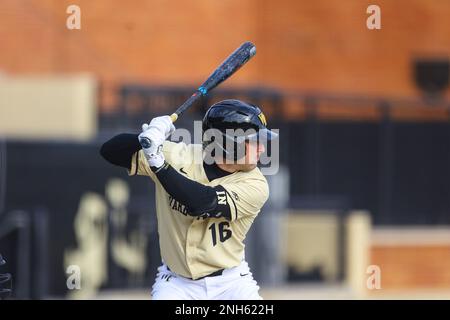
[143,115,175,138]
[138,127,165,168]
[138,116,175,169]
[144,151,165,169]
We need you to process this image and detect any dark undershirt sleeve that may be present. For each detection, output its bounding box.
[101,135,232,219]
[100,133,141,170]
[154,163,232,219]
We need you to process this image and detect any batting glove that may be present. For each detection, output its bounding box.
[143,115,175,138]
[138,116,175,169]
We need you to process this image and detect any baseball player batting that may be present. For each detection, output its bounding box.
[100,41,278,299]
[100,99,277,300]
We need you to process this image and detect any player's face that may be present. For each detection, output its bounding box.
[236,141,265,171]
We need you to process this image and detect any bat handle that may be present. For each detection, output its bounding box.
[170,113,178,123]
[170,89,204,123]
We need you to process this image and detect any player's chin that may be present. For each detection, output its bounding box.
[239,163,258,172]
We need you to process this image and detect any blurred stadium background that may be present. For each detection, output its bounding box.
[1,0,450,300]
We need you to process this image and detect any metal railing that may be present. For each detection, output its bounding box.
[99,85,450,132]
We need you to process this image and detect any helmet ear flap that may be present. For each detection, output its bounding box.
[202,130,247,163]
[233,140,247,161]
[219,132,248,162]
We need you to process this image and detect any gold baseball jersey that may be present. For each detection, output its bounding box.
[128,141,269,280]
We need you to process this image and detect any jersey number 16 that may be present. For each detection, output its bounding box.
[208,222,232,246]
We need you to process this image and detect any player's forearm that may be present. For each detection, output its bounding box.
[100,133,141,170]
[153,163,230,218]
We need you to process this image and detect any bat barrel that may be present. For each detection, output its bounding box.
[201,41,256,93]
[170,41,257,123]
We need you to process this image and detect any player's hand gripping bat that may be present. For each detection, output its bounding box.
[139,41,256,149]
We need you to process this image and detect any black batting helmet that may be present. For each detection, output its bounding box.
[202,99,277,161]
